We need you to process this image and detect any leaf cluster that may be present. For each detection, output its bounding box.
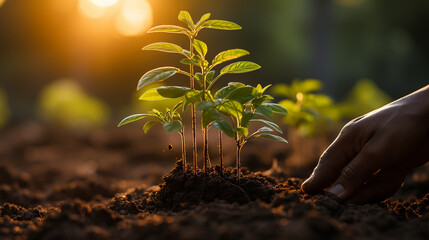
[272,79,340,137]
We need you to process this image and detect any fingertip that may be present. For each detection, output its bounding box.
[301,176,313,192]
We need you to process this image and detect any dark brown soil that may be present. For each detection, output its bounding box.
[0,123,428,240]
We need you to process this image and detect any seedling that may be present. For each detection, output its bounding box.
[273,79,340,137]
[198,83,288,181]
[118,101,187,169]
[119,11,288,182]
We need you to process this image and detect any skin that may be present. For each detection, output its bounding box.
[301,85,429,204]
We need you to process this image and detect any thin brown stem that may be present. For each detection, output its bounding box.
[236,141,242,183]
[189,37,197,174]
[202,68,208,175]
[203,127,208,174]
[219,131,223,176]
[180,131,186,171]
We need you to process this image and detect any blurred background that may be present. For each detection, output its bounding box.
[0,0,428,174]
[1,0,428,126]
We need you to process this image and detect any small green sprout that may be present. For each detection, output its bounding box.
[118,101,187,169]
[198,83,288,181]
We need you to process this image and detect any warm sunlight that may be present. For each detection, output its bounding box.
[78,0,153,36]
[89,0,119,8]
[0,0,5,8]
[79,0,107,18]
[114,0,153,36]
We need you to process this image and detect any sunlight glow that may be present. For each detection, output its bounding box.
[0,0,5,8]
[114,0,153,36]
[79,0,107,18]
[89,0,118,8]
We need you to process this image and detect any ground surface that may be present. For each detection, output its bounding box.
[0,123,428,240]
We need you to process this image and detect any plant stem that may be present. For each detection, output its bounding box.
[202,73,208,175]
[180,131,186,171]
[203,127,208,174]
[189,37,198,174]
[219,131,223,176]
[236,139,242,183]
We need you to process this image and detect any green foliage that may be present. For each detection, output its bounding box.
[38,79,110,130]
[137,67,179,90]
[120,11,288,177]
[273,79,341,137]
[201,20,242,30]
[119,101,184,134]
[200,84,288,145]
[338,79,392,118]
[142,42,188,57]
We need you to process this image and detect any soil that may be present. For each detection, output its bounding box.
[0,123,428,240]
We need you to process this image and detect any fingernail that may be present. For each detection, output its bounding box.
[327,184,345,198]
[301,176,313,188]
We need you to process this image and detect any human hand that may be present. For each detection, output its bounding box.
[301,86,429,204]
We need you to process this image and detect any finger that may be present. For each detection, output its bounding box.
[346,169,406,204]
[326,136,388,201]
[302,123,361,194]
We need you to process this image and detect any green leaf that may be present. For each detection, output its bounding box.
[249,119,283,133]
[255,104,273,120]
[212,49,249,67]
[220,61,261,75]
[206,71,215,82]
[147,25,190,35]
[171,101,183,113]
[256,126,273,133]
[196,101,215,110]
[225,86,258,104]
[263,103,288,115]
[180,58,199,66]
[183,90,202,110]
[241,111,254,128]
[118,114,153,127]
[178,11,194,29]
[157,86,192,98]
[143,120,158,133]
[202,108,220,127]
[217,100,243,119]
[139,88,167,101]
[162,121,182,133]
[193,39,208,58]
[297,79,322,93]
[251,133,288,143]
[252,95,274,105]
[214,82,245,99]
[212,119,235,138]
[142,42,186,56]
[236,127,249,136]
[194,72,203,82]
[137,67,178,90]
[196,13,211,27]
[201,20,242,30]
[261,85,271,94]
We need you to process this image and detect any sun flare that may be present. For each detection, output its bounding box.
[78,0,153,36]
[114,0,153,36]
[89,0,119,8]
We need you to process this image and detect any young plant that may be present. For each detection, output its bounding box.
[120,10,288,182]
[138,11,260,174]
[198,83,288,181]
[118,101,187,169]
[272,79,340,137]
